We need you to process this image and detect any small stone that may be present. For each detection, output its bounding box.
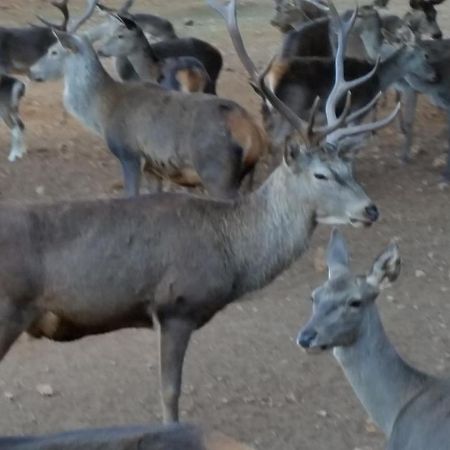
[433,154,446,168]
[365,419,378,433]
[36,384,55,397]
[387,295,395,302]
[415,270,426,278]
[316,409,328,418]
[183,18,194,26]
[285,392,297,403]
[4,391,14,401]
[35,186,45,196]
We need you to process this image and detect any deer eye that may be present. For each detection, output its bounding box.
[51,50,58,56]
[314,173,328,180]
[117,34,124,39]
[349,300,362,309]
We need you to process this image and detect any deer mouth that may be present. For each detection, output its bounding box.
[349,218,373,228]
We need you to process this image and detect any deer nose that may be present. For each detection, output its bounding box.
[297,329,318,349]
[364,204,379,223]
[432,31,443,40]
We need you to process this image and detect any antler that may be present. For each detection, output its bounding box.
[36,0,70,31]
[320,0,400,144]
[68,0,98,33]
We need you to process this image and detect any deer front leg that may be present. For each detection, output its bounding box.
[400,88,418,163]
[155,315,194,423]
[0,298,37,361]
[107,136,142,197]
[4,115,26,162]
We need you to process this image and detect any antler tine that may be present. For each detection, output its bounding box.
[36,0,70,31]
[329,102,400,143]
[344,91,382,124]
[207,0,259,85]
[302,0,330,12]
[119,0,135,13]
[68,0,98,33]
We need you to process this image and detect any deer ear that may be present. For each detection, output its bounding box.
[53,30,80,53]
[327,229,350,280]
[113,13,138,30]
[366,242,401,288]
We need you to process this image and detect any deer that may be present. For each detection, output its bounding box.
[0,423,254,450]
[0,1,69,76]
[277,0,445,62]
[96,11,214,94]
[259,2,435,147]
[385,39,450,179]
[29,0,264,198]
[297,229,450,450]
[0,0,399,424]
[270,0,326,33]
[86,1,222,92]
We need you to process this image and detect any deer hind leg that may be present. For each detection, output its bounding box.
[4,113,26,163]
[154,314,194,423]
[400,88,418,163]
[0,298,37,361]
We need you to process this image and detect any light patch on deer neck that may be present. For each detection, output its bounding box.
[63,39,116,135]
[225,163,316,293]
[333,303,429,436]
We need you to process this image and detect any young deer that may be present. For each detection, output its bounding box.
[29,1,263,198]
[88,3,222,92]
[97,12,214,94]
[298,229,450,450]
[0,423,254,450]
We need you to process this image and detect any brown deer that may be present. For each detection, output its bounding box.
[2,0,397,425]
[30,0,264,198]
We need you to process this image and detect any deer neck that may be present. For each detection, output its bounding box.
[227,163,317,293]
[333,303,429,436]
[377,46,414,91]
[127,35,161,82]
[63,39,116,134]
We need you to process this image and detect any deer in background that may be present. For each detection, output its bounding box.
[0,0,69,76]
[87,1,223,92]
[271,0,326,33]
[0,0,397,424]
[0,423,254,450]
[0,75,26,162]
[298,229,450,450]
[259,2,434,148]
[96,11,214,94]
[0,0,71,163]
[29,0,264,198]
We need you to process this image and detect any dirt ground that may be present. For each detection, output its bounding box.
[1,1,450,449]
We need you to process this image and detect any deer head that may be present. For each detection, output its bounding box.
[297,229,400,351]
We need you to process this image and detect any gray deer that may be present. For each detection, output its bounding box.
[29,0,265,198]
[298,229,450,450]
[0,0,398,422]
[0,423,254,450]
